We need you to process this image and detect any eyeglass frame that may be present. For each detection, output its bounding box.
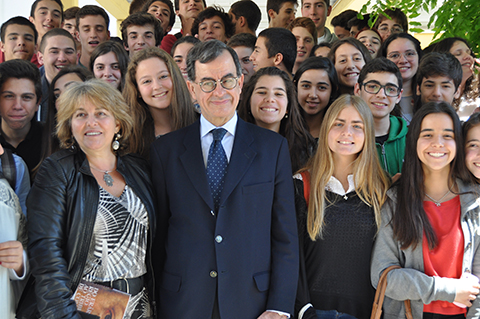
[193,75,240,93]
[377,26,404,34]
[360,80,401,97]
[386,50,418,63]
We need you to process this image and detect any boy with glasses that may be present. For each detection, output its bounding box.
[373,8,408,41]
[354,57,407,178]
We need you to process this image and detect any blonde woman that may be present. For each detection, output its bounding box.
[294,94,390,319]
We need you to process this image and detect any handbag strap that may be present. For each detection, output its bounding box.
[371,265,413,319]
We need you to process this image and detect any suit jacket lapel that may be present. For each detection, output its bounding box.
[180,121,214,210]
[219,119,256,205]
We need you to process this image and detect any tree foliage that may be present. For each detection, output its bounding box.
[360,0,480,52]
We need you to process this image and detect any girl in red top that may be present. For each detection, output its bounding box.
[371,101,480,319]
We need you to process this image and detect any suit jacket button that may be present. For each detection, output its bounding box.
[210,270,217,278]
[215,235,223,243]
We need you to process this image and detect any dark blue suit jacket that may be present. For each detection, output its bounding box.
[151,118,299,319]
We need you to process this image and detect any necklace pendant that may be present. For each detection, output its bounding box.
[103,172,114,187]
[435,202,441,207]
[343,195,348,200]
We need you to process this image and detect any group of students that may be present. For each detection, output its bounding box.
[1,0,480,318]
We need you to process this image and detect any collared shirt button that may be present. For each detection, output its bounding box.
[215,235,223,243]
[210,270,217,278]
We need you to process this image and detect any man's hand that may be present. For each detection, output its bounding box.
[257,311,288,319]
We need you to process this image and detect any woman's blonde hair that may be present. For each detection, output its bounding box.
[303,94,390,240]
[56,79,134,155]
[123,47,197,157]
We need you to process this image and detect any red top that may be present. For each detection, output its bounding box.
[0,50,42,67]
[423,195,466,315]
[160,34,178,55]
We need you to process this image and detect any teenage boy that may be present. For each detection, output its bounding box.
[36,28,77,122]
[121,12,163,58]
[227,33,256,84]
[331,9,357,39]
[229,0,262,35]
[354,57,407,177]
[373,8,408,41]
[63,6,81,53]
[144,0,177,54]
[0,59,43,175]
[301,0,336,43]
[267,0,298,28]
[174,0,206,37]
[249,28,296,76]
[29,0,63,46]
[0,17,38,62]
[76,5,110,68]
[416,52,462,106]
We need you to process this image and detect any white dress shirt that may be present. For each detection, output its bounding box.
[200,113,237,167]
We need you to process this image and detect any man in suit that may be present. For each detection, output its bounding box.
[151,40,299,319]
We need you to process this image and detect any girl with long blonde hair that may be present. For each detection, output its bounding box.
[295,94,390,319]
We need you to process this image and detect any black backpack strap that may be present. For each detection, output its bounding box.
[174,31,183,39]
[1,148,16,189]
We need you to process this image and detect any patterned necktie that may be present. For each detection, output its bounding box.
[206,128,228,212]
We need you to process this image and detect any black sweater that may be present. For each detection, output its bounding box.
[294,178,376,319]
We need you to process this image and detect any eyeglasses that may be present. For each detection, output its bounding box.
[387,50,418,63]
[195,76,239,93]
[378,26,404,34]
[361,80,400,97]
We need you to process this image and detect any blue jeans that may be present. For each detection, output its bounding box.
[316,310,357,319]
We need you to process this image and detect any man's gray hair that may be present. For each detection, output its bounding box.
[186,40,242,82]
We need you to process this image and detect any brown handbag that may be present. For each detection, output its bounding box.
[371,265,414,319]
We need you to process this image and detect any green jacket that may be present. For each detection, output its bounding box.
[375,115,408,177]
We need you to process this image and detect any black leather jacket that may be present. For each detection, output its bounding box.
[17,148,157,319]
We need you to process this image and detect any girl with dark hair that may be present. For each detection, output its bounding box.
[328,38,372,95]
[238,66,315,172]
[293,57,339,139]
[171,36,200,81]
[295,95,390,319]
[434,37,479,120]
[379,33,423,123]
[90,40,129,91]
[371,102,480,319]
[464,112,480,182]
[123,47,197,159]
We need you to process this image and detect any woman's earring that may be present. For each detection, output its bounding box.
[284,113,289,119]
[112,133,121,151]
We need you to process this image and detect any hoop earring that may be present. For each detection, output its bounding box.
[112,133,121,151]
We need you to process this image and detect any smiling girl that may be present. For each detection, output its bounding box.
[123,47,197,158]
[463,112,480,182]
[293,57,338,139]
[294,94,390,319]
[238,67,315,172]
[371,102,480,319]
[379,33,423,123]
[90,41,129,91]
[328,38,372,95]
